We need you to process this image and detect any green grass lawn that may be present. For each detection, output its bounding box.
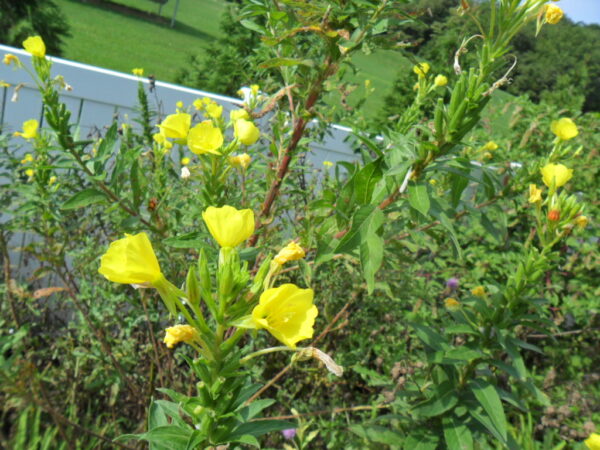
[54,0,406,117]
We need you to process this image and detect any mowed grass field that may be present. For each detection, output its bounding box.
[54,0,407,117]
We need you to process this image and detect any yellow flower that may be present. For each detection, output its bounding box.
[205,102,223,119]
[49,175,57,185]
[585,433,600,450]
[202,205,255,248]
[23,36,46,57]
[471,286,486,297]
[274,241,305,265]
[234,119,260,146]
[20,153,34,164]
[181,157,191,166]
[429,179,438,186]
[541,163,573,188]
[193,98,204,111]
[132,68,144,76]
[413,62,430,78]
[323,160,334,168]
[230,108,249,121]
[0,81,10,88]
[444,297,460,310]
[434,75,448,87]
[483,141,498,151]
[550,118,578,141]
[575,215,589,229]
[251,284,318,349]
[545,3,563,24]
[528,184,542,203]
[229,153,251,170]
[250,84,260,96]
[98,232,164,285]
[158,112,191,140]
[187,121,223,155]
[3,54,20,66]
[176,100,184,109]
[13,119,39,139]
[163,325,198,349]
[25,168,34,178]
[152,132,173,150]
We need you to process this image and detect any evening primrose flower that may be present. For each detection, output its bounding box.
[229,153,251,170]
[545,3,563,24]
[541,163,573,188]
[20,153,34,164]
[202,205,254,248]
[584,433,600,450]
[49,175,57,185]
[25,168,34,178]
[187,121,223,155]
[413,62,430,78]
[230,108,250,121]
[434,75,448,87]
[471,286,486,297]
[13,119,39,139]
[444,297,460,310]
[158,112,191,140]
[181,157,190,166]
[3,54,20,66]
[234,119,260,145]
[528,184,542,203]
[98,232,164,285]
[250,84,260,96]
[251,284,318,349]
[550,118,578,141]
[274,241,305,265]
[163,325,198,349]
[575,215,588,229]
[153,133,173,150]
[23,36,46,57]
[132,68,144,76]
[205,102,223,119]
[323,160,334,168]
[483,141,498,151]
[193,98,204,110]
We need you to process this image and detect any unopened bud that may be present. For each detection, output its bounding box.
[548,210,560,222]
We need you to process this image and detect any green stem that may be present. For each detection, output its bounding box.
[239,346,296,364]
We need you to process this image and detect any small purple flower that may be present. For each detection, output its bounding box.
[446,277,459,290]
[282,428,297,440]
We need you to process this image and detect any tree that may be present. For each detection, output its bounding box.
[0,0,70,56]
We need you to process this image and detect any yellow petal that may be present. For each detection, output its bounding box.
[98,232,163,284]
[540,163,573,188]
[550,118,578,140]
[234,119,260,146]
[158,112,191,140]
[202,205,255,248]
[251,284,318,349]
[187,121,223,155]
[23,36,46,58]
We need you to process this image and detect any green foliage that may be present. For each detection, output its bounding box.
[0,0,70,56]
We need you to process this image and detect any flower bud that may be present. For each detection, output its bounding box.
[548,209,560,222]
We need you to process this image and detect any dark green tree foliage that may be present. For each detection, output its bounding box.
[175,6,262,96]
[381,0,600,119]
[0,0,70,56]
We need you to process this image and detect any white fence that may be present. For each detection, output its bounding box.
[0,44,358,166]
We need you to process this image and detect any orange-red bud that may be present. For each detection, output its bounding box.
[548,210,560,222]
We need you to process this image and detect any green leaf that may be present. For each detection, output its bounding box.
[259,57,314,68]
[360,208,384,293]
[230,420,296,439]
[410,323,449,351]
[441,347,484,364]
[443,415,474,450]
[238,399,275,421]
[138,425,193,449]
[163,232,211,249]
[61,188,106,210]
[403,431,439,450]
[469,379,507,442]
[334,205,377,254]
[349,424,404,445]
[148,400,169,430]
[413,381,458,418]
[130,158,143,210]
[407,182,430,216]
[354,159,383,205]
